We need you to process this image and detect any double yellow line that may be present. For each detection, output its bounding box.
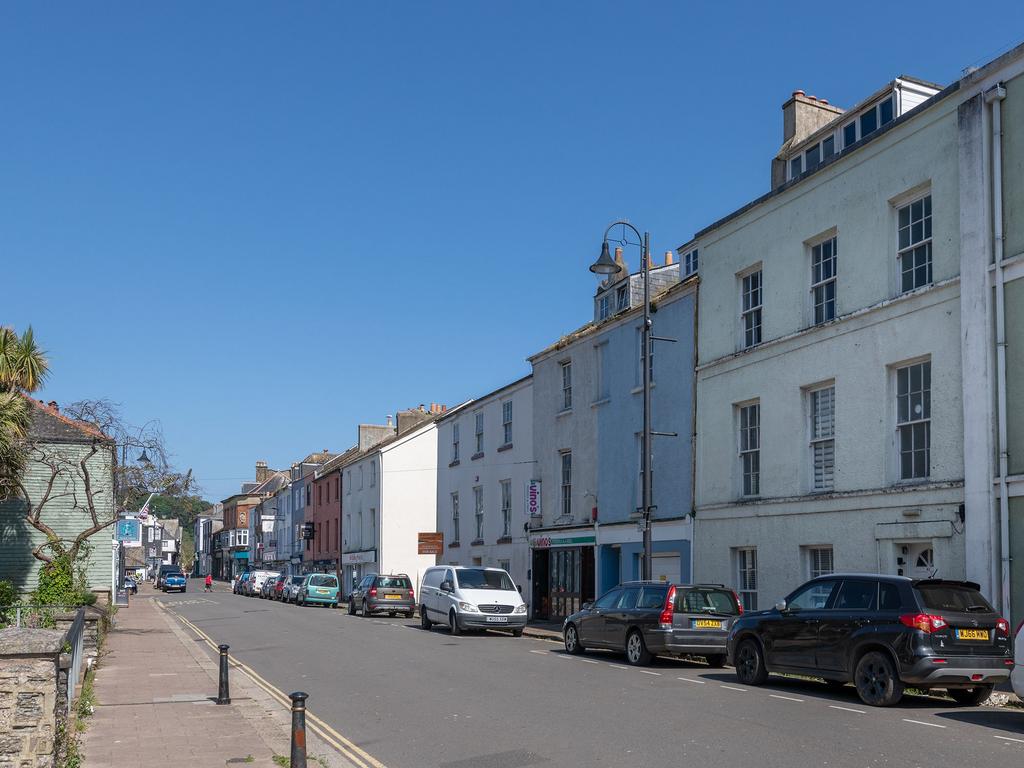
[161,603,387,768]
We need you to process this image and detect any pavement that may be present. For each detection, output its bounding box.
[81,589,355,768]
[152,582,1024,768]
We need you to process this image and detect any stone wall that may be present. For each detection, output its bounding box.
[0,628,64,768]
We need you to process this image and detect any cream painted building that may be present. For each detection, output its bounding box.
[687,53,1024,613]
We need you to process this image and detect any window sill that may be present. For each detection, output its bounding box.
[448,459,461,468]
[496,536,513,545]
[471,452,484,461]
[471,539,485,546]
[630,383,656,395]
[556,408,573,419]
[449,541,460,549]
[591,397,610,408]
[497,443,513,453]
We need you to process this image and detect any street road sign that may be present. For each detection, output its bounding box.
[418,532,444,555]
[115,519,141,545]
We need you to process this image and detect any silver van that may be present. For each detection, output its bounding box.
[419,566,527,636]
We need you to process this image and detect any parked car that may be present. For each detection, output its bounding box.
[296,573,340,607]
[563,582,742,666]
[1013,619,1024,700]
[270,575,289,601]
[248,570,279,597]
[348,574,415,618]
[419,566,526,636]
[727,574,1014,707]
[162,571,187,593]
[259,576,277,599]
[282,575,305,603]
[233,572,251,595]
[155,564,179,590]
[124,577,138,595]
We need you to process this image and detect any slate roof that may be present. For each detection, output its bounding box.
[23,396,112,444]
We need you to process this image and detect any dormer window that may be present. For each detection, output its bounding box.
[682,248,699,277]
[598,295,610,320]
[616,285,628,311]
[842,95,894,149]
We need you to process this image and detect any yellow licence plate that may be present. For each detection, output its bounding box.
[694,619,723,629]
[955,628,989,640]
[385,594,401,599]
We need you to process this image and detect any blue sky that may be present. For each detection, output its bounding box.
[4,2,1022,503]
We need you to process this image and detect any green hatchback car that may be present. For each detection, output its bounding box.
[297,573,340,607]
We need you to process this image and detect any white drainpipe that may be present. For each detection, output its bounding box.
[985,83,1011,618]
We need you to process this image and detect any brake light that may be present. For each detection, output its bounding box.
[408,589,415,598]
[995,618,1009,637]
[732,590,744,616]
[899,613,948,633]
[660,585,677,627]
[369,587,377,597]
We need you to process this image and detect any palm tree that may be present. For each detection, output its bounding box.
[0,326,49,498]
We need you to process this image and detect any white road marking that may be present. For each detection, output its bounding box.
[902,719,946,729]
[609,665,629,670]
[769,694,804,702]
[640,670,662,676]
[829,705,866,714]
[579,659,599,664]
[555,654,572,660]
[993,735,1024,744]
[720,684,747,691]
[677,677,706,684]
[529,650,547,656]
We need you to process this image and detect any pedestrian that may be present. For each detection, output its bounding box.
[205,573,213,593]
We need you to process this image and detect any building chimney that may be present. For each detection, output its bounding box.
[781,89,843,145]
[255,460,269,483]
[386,414,393,427]
[664,251,674,266]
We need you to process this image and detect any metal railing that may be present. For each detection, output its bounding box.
[65,608,86,715]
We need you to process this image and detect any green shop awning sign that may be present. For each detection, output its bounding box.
[530,534,596,549]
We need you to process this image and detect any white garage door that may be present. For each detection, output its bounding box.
[651,554,680,584]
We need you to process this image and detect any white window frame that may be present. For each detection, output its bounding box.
[452,423,460,462]
[841,94,895,150]
[810,235,837,325]
[740,267,763,349]
[560,361,573,411]
[560,450,572,518]
[594,341,609,402]
[806,546,834,579]
[738,401,760,497]
[500,479,512,538]
[736,547,757,611]
[682,247,699,277]
[370,461,376,487]
[895,359,931,481]
[502,400,513,446]
[787,133,839,181]
[809,384,835,491]
[616,285,628,311]
[473,486,484,541]
[474,411,484,454]
[451,492,460,544]
[598,294,610,320]
[897,194,933,293]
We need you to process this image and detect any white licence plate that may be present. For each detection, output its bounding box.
[485,616,508,623]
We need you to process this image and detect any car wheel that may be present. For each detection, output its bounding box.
[704,654,726,668]
[420,606,432,630]
[564,623,584,655]
[388,611,396,617]
[362,601,371,617]
[449,610,462,636]
[625,629,652,666]
[734,638,769,685]
[512,628,524,638]
[947,685,994,706]
[854,651,904,707]
[348,600,356,615]
[405,610,415,619]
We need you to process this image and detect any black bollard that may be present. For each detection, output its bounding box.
[216,644,231,704]
[290,691,308,768]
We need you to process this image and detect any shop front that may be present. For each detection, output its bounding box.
[530,531,595,621]
[341,549,377,598]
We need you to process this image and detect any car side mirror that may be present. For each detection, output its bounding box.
[440,580,453,592]
[517,584,522,594]
[582,602,593,611]
[774,599,788,612]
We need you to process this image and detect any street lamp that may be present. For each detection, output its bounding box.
[592,221,654,581]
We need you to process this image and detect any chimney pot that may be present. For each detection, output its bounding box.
[386,414,393,427]
[664,251,674,265]
[793,89,805,98]
[820,99,829,105]
[808,95,817,101]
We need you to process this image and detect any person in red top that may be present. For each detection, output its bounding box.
[204,573,213,592]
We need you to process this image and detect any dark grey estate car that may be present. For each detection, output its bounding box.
[727,574,1014,707]
[563,582,743,666]
[348,574,416,617]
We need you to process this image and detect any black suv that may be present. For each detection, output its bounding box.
[563,582,743,666]
[727,574,1013,706]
